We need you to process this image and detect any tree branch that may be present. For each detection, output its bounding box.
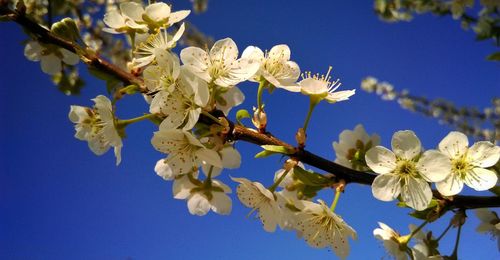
[3,3,499,210]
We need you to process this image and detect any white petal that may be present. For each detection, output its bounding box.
[144,2,170,22]
[114,145,122,165]
[372,174,401,201]
[154,159,174,180]
[103,10,125,29]
[40,54,61,75]
[68,105,88,123]
[417,150,451,182]
[60,48,79,65]
[24,41,42,61]
[187,193,211,216]
[299,78,327,95]
[259,203,280,232]
[168,10,190,25]
[180,47,211,82]
[211,192,232,215]
[268,44,291,61]
[468,141,500,168]
[217,58,260,86]
[196,148,223,168]
[401,177,432,211]
[221,146,241,169]
[365,146,397,174]
[463,167,498,191]
[120,2,144,21]
[436,173,464,196]
[438,131,469,159]
[325,89,356,103]
[172,175,196,199]
[218,86,244,115]
[241,46,264,62]
[391,130,422,160]
[210,38,238,62]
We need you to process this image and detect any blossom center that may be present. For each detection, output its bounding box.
[395,160,417,177]
[451,157,472,179]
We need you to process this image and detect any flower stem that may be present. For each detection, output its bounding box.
[302,97,319,133]
[268,169,290,192]
[450,222,463,259]
[330,189,342,212]
[256,79,266,113]
[201,111,223,125]
[117,113,156,127]
[436,221,453,242]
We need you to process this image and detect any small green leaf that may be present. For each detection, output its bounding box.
[261,145,293,155]
[255,150,278,158]
[293,166,333,187]
[486,52,500,61]
[236,109,250,125]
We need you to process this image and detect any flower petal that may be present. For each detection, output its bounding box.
[417,150,451,182]
[391,130,422,160]
[438,131,469,159]
[401,177,432,211]
[468,141,500,168]
[187,193,211,216]
[463,167,498,191]
[365,146,397,174]
[155,159,174,180]
[40,54,61,75]
[180,47,211,82]
[210,38,238,63]
[211,192,232,215]
[372,174,401,201]
[268,44,291,61]
[436,173,464,196]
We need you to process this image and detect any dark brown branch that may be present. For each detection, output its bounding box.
[2,3,498,210]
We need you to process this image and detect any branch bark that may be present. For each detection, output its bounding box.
[2,3,499,210]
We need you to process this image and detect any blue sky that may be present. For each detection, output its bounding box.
[1,0,499,259]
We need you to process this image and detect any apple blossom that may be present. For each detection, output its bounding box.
[333,124,380,171]
[24,40,79,75]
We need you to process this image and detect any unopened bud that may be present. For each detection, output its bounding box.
[252,108,267,131]
[296,128,306,148]
[451,210,467,227]
[284,159,298,171]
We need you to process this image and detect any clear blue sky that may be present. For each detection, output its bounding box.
[1,0,499,259]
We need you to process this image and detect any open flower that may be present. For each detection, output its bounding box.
[103,2,148,34]
[295,200,357,259]
[373,222,408,260]
[475,209,500,249]
[333,124,380,171]
[69,95,122,165]
[154,68,210,130]
[132,24,185,68]
[232,177,281,232]
[215,86,245,115]
[298,67,355,103]
[241,44,300,91]
[143,49,181,95]
[366,130,451,210]
[436,131,500,196]
[173,174,232,216]
[152,129,222,176]
[141,2,190,29]
[180,38,260,87]
[24,40,79,75]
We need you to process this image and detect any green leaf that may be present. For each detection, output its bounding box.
[254,150,278,158]
[236,109,250,125]
[293,166,333,187]
[261,145,293,155]
[486,52,500,61]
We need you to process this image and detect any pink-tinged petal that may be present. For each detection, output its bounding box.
[391,130,422,160]
[463,167,498,191]
[371,174,401,201]
[365,146,397,174]
[438,131,469,159]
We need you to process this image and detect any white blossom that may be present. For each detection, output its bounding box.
[475,209,500,250]
[103,2,148,34]
[142,2,190,29]
[333,124,380,171]
[173,174,232,216]
[201,145,242,177]
[298,67,355,103]
[152,129,222,176]
[295,200,357,259]
[232,177,281,232]
[180,38,260,87]
[154,68,210,130]
[241,44,300,91]
[69,95,122,165]
[132,24,185,68]
[24,40,79,75]
[215,86,245,116]
[436,131,500,196]
[373,222,408,260]
[366,130,451,211]
[143,50,181,95]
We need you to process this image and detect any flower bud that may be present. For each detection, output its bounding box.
[296,128,306,148]
[252,107,267,131]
